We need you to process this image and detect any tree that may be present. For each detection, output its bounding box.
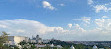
[0,31,9,49]
[19,41,36,49]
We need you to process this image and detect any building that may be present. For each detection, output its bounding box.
[36,44,46,48]
[43,39,51,43]
[30,35,42,43]
[8,36,29,45]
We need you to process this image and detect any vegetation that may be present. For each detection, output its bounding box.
[0,31,19,49]
[19,41,36,49]
[0,31,9,49]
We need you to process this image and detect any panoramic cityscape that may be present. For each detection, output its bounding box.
[1,33,111,49]
[0,0,111,49]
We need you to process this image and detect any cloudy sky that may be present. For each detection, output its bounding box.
[0,0,111,41]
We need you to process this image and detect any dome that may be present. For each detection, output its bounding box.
[50,44,54,47]
[93,45,98,49]
[70,45,75,49]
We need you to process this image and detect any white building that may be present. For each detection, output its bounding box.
[8,36,29,45]
[36,44,46,48]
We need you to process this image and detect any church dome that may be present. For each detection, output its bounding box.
[50,44,54,47]
[93,45,98,49]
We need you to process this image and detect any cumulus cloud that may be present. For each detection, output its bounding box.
[95,19,105,27]
[73,17,91,24]
[74,24,86,32]
[42,1,55,10]
[82,17,91,24]
[0,19,111,41]
[68,24,72,28]
[88,0,111,13]
[94,5,107,13]
[0,19,67,37]
[93,4,111,13]
[94,18,111,34]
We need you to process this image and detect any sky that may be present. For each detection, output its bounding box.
[0,0,111,41]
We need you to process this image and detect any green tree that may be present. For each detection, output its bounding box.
[0,31,9,49]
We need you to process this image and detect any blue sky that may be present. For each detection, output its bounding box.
[0,0,111,41]
[0,0,91,26]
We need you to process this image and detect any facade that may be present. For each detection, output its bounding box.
[36,44,46,48]
[8,36,29,45]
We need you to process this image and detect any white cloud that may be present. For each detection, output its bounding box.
[82,17,91,24]
[88,0,111,13]
[74,24,86,32]
[88,0,93,5]
[95,19,105,27]
[1,19,111,41]
[42,1,55,10]
[94,5,111,13]
[94,5,107,13]
[94,18,111,33]
[73,17,91,24]
[0,19,67,37]
[68,24,72,28]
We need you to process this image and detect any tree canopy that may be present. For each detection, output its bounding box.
[0,31,9,49]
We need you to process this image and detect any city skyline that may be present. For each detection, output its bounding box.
[0,0,111,41]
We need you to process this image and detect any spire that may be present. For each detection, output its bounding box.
[36,35,39,38]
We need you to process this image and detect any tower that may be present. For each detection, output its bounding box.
[36,35,39,40]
